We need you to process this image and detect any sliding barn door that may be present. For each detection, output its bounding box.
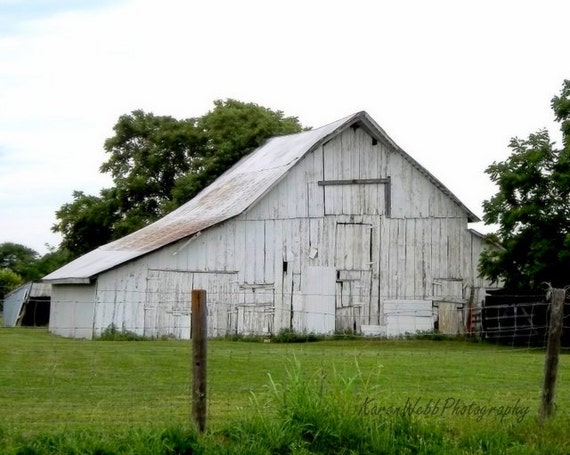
[334,223,373,333]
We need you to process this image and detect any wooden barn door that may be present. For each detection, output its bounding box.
[297,266,336,334]
[145,270,240,338]
[434,279,466,334]
[236,287,275,335]
[334,223,373,333]
[145,270,192,339]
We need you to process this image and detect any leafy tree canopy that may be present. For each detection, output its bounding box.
[0,268,24,301]
[53,100,304,258]
[479,80,570,291]
[53,190,120,257]
[100,110,203,227]
[0,242,39,281]
[0,243,70,297]
[170,99,304,207]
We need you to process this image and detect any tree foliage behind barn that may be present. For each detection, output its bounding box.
[480,80,570,290]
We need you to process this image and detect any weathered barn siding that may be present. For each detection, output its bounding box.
[50,284,95,338]
[46,112,491,339]
[237,126,481,334]
[94,262,147,337]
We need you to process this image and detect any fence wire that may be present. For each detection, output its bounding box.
[1,295,569,433]
[17,290,570,348]
[1,325,567,432]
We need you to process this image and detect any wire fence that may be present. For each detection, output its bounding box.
[42,306,570,345]
[4,286,570,347]
[1,324,565,432]
[8,290,569,346]
[1,293,569,433]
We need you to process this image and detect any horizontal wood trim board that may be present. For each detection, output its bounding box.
[317,178,391,186]
[148,268,239,274]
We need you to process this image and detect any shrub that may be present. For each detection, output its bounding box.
[332,328,360,340]
[270,328,322,343]
[97,324,145,341]
[224,333,267,343]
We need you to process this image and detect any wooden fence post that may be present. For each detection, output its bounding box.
[191,289,207,432]
[539,287,565,423]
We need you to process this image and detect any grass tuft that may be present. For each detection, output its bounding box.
[229,360,441,454]
[97,324,146,341]
[270,328,323,343]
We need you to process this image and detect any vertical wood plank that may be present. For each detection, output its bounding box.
[405,219,416,298]
[264,219,275,284]
[396,219,406,299]
[235,221,246,283]
[254,220,265,283]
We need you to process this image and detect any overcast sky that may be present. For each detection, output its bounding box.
[1,0,568,255]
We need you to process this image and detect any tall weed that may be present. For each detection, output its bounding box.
[228,358,449,454]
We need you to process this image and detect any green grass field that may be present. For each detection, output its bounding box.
[1,328,569,453]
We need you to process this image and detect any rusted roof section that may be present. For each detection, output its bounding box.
[43,111,479,283]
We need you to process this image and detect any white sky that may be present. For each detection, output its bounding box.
[0,0,568,255]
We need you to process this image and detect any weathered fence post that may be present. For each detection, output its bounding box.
[539,287,565,423]
[191,289,207,432]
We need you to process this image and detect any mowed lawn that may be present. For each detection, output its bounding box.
[1,328,569,439]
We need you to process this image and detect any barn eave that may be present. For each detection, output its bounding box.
[43,277,93,285]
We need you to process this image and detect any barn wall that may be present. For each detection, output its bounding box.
[86,126,488,338]
[50,284,96,339]
[91,234,238,338]
[94,261,147,337]
[239,126,482,335]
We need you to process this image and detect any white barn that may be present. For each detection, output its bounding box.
[44,111,491,339]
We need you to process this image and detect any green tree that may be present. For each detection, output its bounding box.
[0,268,24,302]
[0,242,38,302]
[53,190,119,256]
[0,242,40,281]
[0,242,70,285]
[479,80,570,290]
[53,100,304,258]
[100,110,204,227]
[170,99,304,207]
[33,245,72,277]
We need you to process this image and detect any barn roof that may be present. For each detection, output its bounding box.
[43,111,479,284]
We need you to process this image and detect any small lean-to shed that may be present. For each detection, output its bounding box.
[44,111,492,339]
[3,282,51,327]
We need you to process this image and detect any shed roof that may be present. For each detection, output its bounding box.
[44,111,479,283]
